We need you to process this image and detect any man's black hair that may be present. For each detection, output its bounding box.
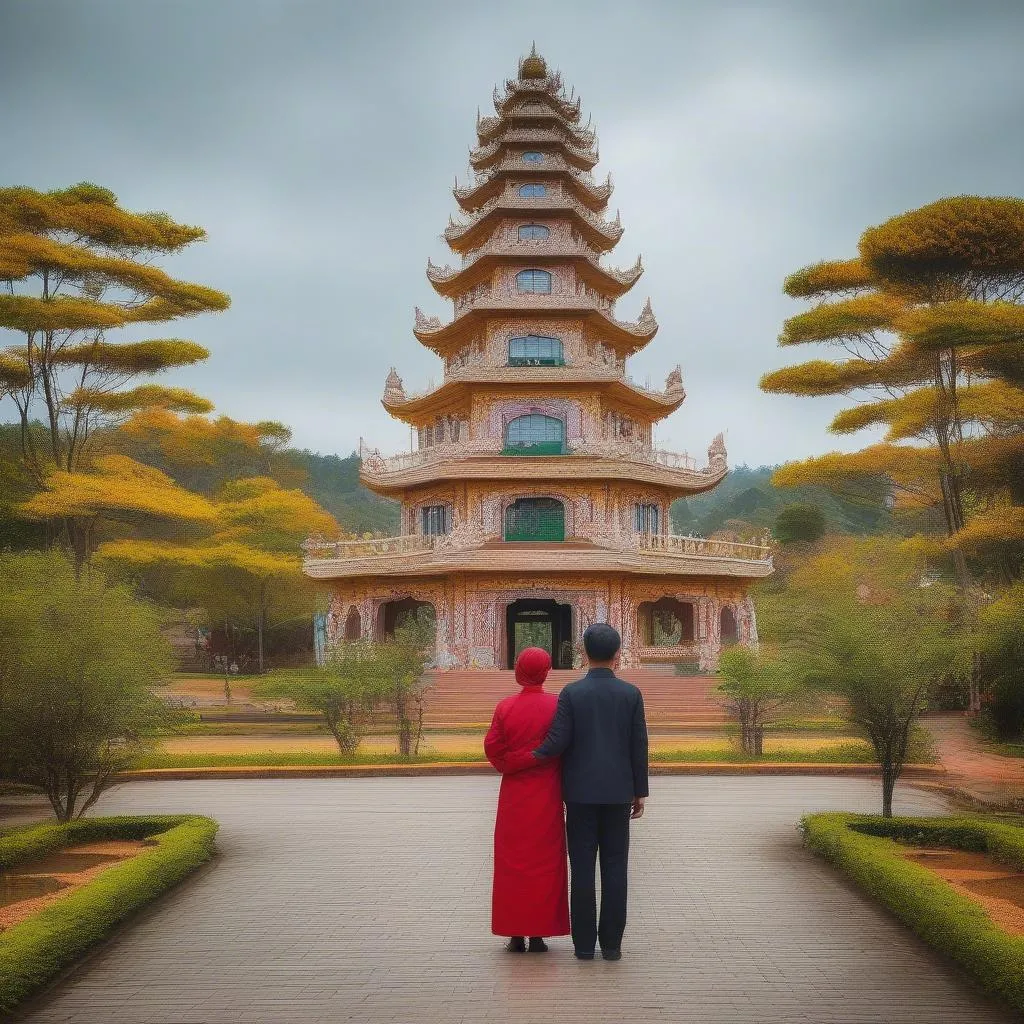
[583,622,621,663]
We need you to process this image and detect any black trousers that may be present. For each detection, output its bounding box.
[564,802,631,954]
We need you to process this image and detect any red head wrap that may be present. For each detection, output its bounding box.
[514,646,551,688]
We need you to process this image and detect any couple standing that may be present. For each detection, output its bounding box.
[484,623,649,961]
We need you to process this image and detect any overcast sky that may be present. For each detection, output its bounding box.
[2,0,1023,468]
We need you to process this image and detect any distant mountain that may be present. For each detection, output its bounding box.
[670,465,890,539]
[292,450,400,536]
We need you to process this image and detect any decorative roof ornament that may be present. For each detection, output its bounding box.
[665,364,685,399]
[708,432,728,470]
[383,367,406,401]
[414,307,443,332]
[640,297,654,321]
[520,43,548,80]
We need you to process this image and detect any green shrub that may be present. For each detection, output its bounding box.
[0,814,217,1014]
[802,813,1024,1011]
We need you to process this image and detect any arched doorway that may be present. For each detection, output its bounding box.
[720,606,738,645]
[378,598,436,641]
[506,599,573,669]
[504,497,565,542]
[343,606,361,641]
[638,597,695,645]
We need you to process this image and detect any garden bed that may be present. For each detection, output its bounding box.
[802,813,1024,1013]
[0,814,217,1014]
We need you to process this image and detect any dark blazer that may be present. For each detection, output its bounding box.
[533,667,649,804]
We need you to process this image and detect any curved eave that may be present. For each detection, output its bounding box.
[360,455,724,497]
[445,203,621,253]
[494,81,582,124]
[304,544,771,582]
[476,112,596,149]
[471,138,597,172]
[383,369,683,422]
[427,252,641,299]
[455,168,612,214]
[413,305,658,355]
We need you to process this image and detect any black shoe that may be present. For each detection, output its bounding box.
[505,936,526,953]
[601,949,622,961]
[574,950,595,960]
[528,937,548,953]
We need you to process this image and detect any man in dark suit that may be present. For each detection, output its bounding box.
[531,623,649,961]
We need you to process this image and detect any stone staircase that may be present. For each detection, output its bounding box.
[422,669,730,729]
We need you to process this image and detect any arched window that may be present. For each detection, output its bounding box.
[508,334,563,366]
[420,505,450,536]
[518,183,547,198]
[518,223,550,241]
[522,151,544,163]
[515,269,552,293]
[504,414,565,455]
[505,497,566,542]
[634,503,660,534]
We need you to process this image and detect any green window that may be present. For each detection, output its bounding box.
[504,497,566,542]
[508,334,563,366]
[504,414,565,455]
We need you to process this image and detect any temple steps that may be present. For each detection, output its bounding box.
[420,669,731,727]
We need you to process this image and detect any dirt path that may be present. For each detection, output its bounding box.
[922,714,1024,809]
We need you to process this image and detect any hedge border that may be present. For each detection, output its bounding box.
[0,814,218,1014]
[801,813,1024,1011]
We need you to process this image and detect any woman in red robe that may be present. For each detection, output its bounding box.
[484,646,570,952]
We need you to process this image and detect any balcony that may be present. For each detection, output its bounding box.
[302,530,773,581]
[358,437,713,493]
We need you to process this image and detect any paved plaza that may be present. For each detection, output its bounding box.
[10,777,1018,1023]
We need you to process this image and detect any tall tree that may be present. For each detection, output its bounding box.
[0,182,229,561]
[763,197,1024,584]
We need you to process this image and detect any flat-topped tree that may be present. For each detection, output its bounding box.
[0,182,229,563]
[764,197,1024,586]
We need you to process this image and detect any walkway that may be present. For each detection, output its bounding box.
[10,777,1016,1023]
[924,713,1024,808]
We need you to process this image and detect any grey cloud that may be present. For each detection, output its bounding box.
[2,0,1023,466]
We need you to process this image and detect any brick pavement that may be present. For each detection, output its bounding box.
[10,777,1018,1024]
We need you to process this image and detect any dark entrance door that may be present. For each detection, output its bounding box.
[506,599,574,669]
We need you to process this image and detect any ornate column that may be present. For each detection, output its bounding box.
[738,594,759,650]
[697,595,721,673]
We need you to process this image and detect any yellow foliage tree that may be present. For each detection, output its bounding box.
[764,196,1024,585]
[99,477,340,672]
[0,182,229,561]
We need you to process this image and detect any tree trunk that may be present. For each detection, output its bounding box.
[257,587,266,675]
[968,651,982,714]
[753,724,764,757]
[881,763,898,818]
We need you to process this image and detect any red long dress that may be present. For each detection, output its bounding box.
[484,647,570,938]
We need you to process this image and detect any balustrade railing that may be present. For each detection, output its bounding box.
[301,529,772,565]
[358,438,702,477]
[638,534,772,562]
[301,534,437,561]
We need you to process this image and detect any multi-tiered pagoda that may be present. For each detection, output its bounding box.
[304,48,772,671]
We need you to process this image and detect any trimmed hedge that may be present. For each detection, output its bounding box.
[802,813,1024,1011]
[0,814,217,1014]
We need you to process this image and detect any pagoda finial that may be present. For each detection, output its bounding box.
[520,44,547,80]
